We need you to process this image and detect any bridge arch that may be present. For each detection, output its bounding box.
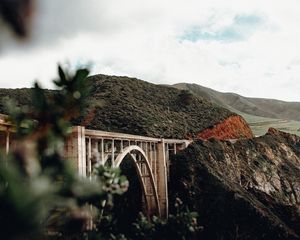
[115,145,161,217]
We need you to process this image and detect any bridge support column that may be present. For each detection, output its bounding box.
[65,126,86,176]
[156,139,168,218]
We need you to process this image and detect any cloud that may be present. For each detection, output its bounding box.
[0,0,300,102]
[179,14,265,43]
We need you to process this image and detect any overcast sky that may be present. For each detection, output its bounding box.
[0,0,300,101]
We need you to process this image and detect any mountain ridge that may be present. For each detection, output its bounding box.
[173,83,300,136]
[0,74,253,139]
[173,82,300,120]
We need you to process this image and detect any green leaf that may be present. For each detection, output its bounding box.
[74,69,89,83]
[58,65,67,82]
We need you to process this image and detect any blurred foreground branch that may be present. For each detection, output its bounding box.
[0,0,34,37]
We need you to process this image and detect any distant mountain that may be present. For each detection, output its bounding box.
[173,83,300,136]
[174,83,300,120]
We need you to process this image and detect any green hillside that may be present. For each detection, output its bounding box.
[80,75,234,138]
[0,88,34,109]
[0,75,234,139]
[174,83,300,136]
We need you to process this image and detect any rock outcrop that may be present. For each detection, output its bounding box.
[169,128,300,240]
[197,115,254,140]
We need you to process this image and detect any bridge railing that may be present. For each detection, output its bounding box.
[83,129,190,178]
[84,129,161,179]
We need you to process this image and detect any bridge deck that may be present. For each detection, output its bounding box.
[85,129,191,145]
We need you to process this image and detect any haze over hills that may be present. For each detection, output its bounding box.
[173,83,300,136]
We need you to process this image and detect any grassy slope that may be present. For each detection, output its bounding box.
[81,75,234,138]
[174,83,300,136]
[0,75,234,139]
[0,88,33,110]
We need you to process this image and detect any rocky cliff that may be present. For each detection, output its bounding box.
[197,115,254,140]
[169,128,300,240]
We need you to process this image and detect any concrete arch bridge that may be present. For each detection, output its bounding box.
[65,127,191,218]
[0,115,191,218]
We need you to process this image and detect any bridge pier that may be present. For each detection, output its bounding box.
[64,126,86,176]
[156,140,169,218]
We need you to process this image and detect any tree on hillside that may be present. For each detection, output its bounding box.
[178,90,194,105]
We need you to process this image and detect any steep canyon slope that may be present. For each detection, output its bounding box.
[170,128,300,240]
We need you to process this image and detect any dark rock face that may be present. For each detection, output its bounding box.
[169,128,300,240]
